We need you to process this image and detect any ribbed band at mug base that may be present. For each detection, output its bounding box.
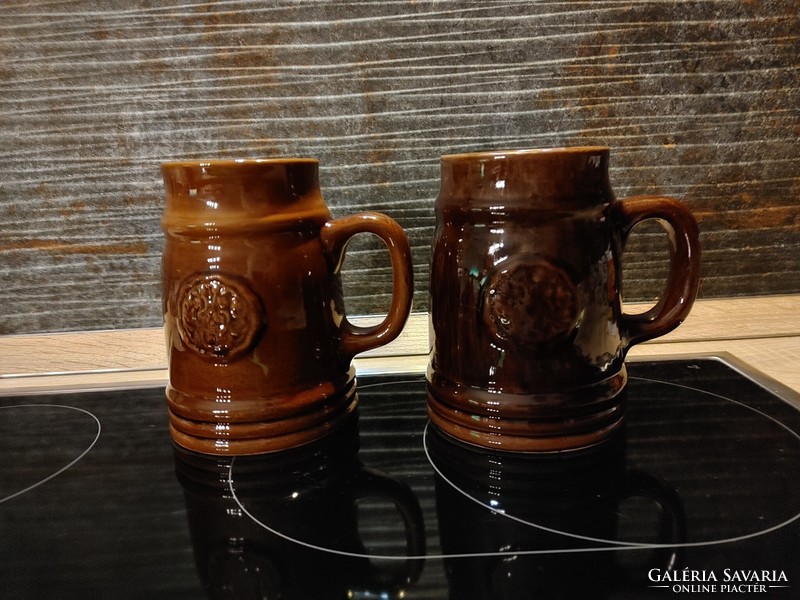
[167,385,358,456]
[426,374,627,453]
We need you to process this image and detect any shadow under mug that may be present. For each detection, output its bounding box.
[161,158,413,455]
[427,146,701,452]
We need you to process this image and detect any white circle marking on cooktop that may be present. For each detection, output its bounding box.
[425,376,800,552]
[0,404,101,505]
[229,376,800,559]
[225,379,658,559]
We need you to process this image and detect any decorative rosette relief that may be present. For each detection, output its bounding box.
[175,272,264,360]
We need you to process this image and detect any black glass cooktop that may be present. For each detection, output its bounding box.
[2,357,799,599]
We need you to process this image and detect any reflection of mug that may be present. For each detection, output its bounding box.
[161,159,413,455]
[428,147,701,451]
[174,418,426,599]
[427,426,685,599]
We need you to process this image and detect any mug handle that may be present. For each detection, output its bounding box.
[611,196,701,347]
[320,212,414,358]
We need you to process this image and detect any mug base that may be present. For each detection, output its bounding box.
[167,379,359,456]
[426,371,627,453]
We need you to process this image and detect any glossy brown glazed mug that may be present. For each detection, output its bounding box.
[427,147,701,452]
[161,159,413,455]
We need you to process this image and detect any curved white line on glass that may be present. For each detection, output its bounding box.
[0,404,102,505]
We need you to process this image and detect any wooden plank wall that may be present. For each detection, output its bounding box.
[1,1,798,335]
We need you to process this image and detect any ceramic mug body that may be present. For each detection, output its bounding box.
[428,147,701,452]
[162,159,413,455]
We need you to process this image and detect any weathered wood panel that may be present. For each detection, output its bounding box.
[0,1,798,335]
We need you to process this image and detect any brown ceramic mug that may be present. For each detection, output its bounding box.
[161,158,413,455]
[427,147,701,452]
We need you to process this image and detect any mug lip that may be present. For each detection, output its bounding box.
[440,146,610,162]
[161,157,319,168]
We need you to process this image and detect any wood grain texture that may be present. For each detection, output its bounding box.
[1,1,798,334]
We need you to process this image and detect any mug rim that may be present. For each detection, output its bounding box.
[161,157,319,168]
[440,146,609,162]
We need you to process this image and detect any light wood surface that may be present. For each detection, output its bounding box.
[1,295,797,396]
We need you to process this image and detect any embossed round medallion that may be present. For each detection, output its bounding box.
[481,256,578,347]
[176,273,264,359]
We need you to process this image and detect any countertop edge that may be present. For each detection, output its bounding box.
[1,295,798,395]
